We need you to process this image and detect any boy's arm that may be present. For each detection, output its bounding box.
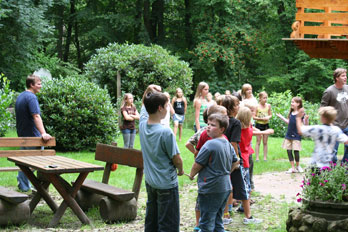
[231,159,240,172]
[172,154,184,176]
[140,105,149,123]
[185,142,196,155]
[189,162,203,180]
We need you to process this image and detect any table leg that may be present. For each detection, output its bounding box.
[47,172,91,227]
[18,165,58,213]
[29,181,50,213]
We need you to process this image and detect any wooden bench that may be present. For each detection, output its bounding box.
[76,143,143,222]
[0,137,56,226]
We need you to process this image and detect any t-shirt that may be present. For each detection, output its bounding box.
[120,105,137,130]
[239,125,254,168]
[301,124,348,168]
[285,113,301,141]
[195,138,237,194]
[196,130,228,151]
[160,104,171,128]
[255,104,270,125]
[224,116,242,163]
[139,106,180,189]
[15,91,41,137]
[321,84,348,129]
[173,99,185,115]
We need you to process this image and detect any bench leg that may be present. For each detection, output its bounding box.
[18,165,58,213]
[47,172,92,227]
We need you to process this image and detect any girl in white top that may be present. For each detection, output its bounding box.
[160,92,174,128]
[193,82,209,132]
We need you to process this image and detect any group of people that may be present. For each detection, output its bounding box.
[14,67,348,232]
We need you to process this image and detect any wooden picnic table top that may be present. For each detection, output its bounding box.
[7,155,104,174]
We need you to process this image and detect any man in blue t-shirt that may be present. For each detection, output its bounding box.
[15,74,52,191]
[139,86,184,232]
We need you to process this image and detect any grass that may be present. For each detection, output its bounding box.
[0,127,345,231]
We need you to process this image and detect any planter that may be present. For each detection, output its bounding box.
[303,199,348,221]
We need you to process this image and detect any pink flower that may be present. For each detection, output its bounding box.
[321,166,332,171]
[342,184,346,190]
[319,183,324,186]
[324,180,328,183]
[296,192,300,196]
[306,182,310,186]
[297,198,302,202]
[311,173,316,176]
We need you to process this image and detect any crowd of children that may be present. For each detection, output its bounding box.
[124,75,348,231]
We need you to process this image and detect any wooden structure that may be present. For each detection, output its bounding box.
[284,0,348,59]
[7,155,103,227]
[0,137,56,226]
[76,143,143,222]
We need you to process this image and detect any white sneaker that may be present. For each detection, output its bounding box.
[286,168,297,174]
[223,217,233,225]
[243,216,263,224]
[297,166,304,173]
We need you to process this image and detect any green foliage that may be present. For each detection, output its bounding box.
[300,164,348,203]
[0,73,14,136]
[30,52,80,79]
[0,0,54,90]
[84,43,193,100]
[268,90,320,138]
[37,76,119,151]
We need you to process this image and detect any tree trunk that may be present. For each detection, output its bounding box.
[63,0,76,62]
[56,3,65,60]
[184,0,192,49]
[150,0,164,43]
[134,0,143,43]
[74,21,82,70]
[143,0,153,42]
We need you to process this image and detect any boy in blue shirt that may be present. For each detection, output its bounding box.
[189,113,238,232]
[139,88,184,232]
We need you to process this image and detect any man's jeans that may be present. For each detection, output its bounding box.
[17,146,43,191]
[334,127,348,163]
[198,191,231,232]
[145,182,180,232]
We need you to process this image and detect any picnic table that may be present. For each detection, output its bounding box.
[7,155,104,227]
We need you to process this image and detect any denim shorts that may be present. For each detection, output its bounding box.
[173,114,185,124]
[121,128,136,134]
[231,167,250,200]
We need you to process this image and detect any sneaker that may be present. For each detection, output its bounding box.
[286,168,297,174]
[297,166,304,173]
[193,226,200,232]
[243,216,263,225]
[223,218,233,225]
[235,206,244,213]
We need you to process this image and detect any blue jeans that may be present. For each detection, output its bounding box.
[198,191,231,232]
[17,146,43,191]
[145,182,180,232]
[334,127,348,163]
[121,129,136,148]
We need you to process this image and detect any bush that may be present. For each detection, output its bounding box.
[84,43,193,101]
[268,90,320,138]
[0,73,14,136]
[38,76,119,151]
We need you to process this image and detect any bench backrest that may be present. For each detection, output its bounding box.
[0,137,56,172]
[95,143,143,200]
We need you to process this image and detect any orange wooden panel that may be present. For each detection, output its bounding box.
[296,13,348,23]
[297,0,348,10]
[300,26,348,35]
[0,150,56,157]
[0,137,56,147]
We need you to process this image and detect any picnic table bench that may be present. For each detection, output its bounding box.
[0,137,56,226]
[76,143,143,222]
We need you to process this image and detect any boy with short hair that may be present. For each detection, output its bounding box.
[297,106,348,167]
[189,113,238,232]
[139,90,184,232]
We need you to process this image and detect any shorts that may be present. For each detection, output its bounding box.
[282,139,302,151]
[231,167,250,200]
[255,123,269,131]
[173,114,185,124]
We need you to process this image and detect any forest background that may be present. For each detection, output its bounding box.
[1,0,348,103]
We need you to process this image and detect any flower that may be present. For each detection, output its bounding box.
[301,163,348,203]
[297,198,302,202]
[296,192,300,196]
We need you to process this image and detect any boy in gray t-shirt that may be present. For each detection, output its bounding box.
[189,113,238,232]
[296,106,348,168]
[139,88,184,232]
